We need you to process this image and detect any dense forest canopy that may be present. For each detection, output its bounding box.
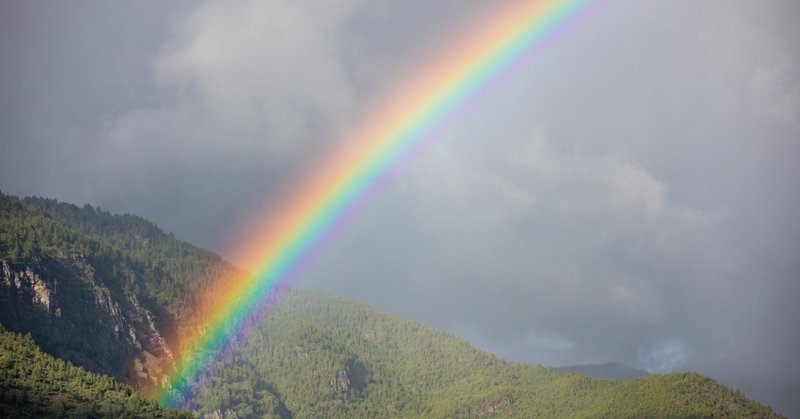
[0,192,784,418]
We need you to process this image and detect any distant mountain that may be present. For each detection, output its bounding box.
[0,323,191,418]
[0,192,785,417]
[556,362,650,380]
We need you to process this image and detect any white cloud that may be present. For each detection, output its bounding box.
[696,0,800,132]
[311,129,716,368]
[4,0,798,413]
[639,341,689,373]
[748,62,800,129]
[100,0,368,180]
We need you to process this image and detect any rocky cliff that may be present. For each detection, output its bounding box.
[0,193,245,396]
[0,257,175,392]
[0,193,787,418]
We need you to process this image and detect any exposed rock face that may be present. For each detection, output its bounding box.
[361,329,377,342]
[2,261,55,315]
[0,257,175,392]
[129,294,174,361]
[469,397,511,417]
[330,359,368,393]
[331,370,351,392]
[204,408,240,419]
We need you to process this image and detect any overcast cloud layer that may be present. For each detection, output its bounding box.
[1,1,798,415]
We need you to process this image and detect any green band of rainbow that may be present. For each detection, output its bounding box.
[154,0,598,407]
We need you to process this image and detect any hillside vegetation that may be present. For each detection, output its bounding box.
[0,323,191,418]
[0,192,243,391]
[0,191,784,417]
[185,290,782,418]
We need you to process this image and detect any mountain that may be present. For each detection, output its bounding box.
[185,289,782,418]
[0,192,785,417]
[0,323,191,418]
[555,363,650,380]
[0,192,244,393]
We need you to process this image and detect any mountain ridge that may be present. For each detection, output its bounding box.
[555,362,651,381]
[0,191,784,417]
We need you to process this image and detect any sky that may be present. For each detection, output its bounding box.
[1,0,799,415]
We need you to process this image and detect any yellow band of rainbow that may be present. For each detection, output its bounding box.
[154,0,599,407]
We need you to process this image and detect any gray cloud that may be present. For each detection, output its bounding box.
[2,0,798,415]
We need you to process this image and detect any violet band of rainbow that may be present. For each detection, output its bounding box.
[154,0,600,407]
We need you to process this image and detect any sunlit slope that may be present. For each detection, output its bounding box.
[0,192,245,392]
[0,324,192,418]
[0,192,782,418]
[190,290,783,418]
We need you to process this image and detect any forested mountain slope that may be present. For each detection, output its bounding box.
[0,323,191,418]
[0,192,784,417]
[186,289,783,418]
[0,192,243,392]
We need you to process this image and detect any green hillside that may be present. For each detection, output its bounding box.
[0,192,784,417]
[186,289,782,418]
[0,323,191,418]
[0,191,244,391]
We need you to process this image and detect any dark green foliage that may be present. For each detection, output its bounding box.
[0,191,242,318]
[0,191,244,390]
[0,191,784,417]
[0,323,192,418]
[183,289,784,418]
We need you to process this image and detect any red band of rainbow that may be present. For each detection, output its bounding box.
[154,0,600,407]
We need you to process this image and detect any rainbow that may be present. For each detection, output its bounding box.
[155,0,599,407]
